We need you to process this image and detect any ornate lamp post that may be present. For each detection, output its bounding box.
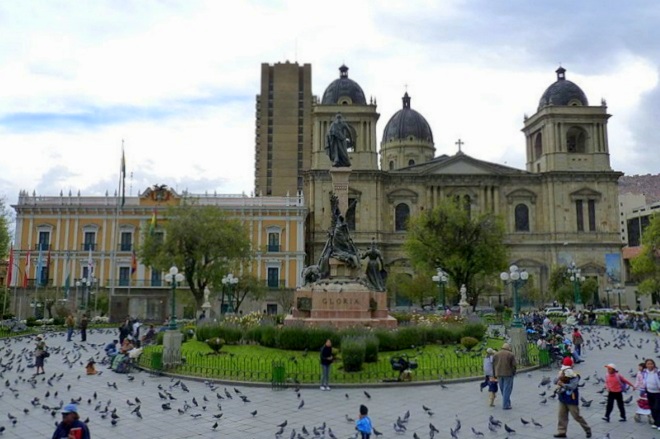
[164,266,185,330]
[567,262,585,308]
[222,274,239,315]
[615,284,623,309]
[431,268,449,309]
[500,265,529,328]
[605,287,612,308]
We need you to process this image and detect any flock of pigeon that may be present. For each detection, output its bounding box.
[0,325,655,438]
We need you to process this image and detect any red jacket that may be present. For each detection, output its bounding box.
[605,372,633,392]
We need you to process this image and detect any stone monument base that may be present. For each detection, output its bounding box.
[285,277,397,329]
[162,330,183,367]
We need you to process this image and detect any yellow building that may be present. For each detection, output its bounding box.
[11,186,306,321]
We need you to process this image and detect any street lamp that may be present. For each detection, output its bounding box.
[431,268,449,309]
[567,262,585,307]
[222,274,239,315]
[500,265,529,328]
[605,287,612,308]
[165,266,185,330]
[614,284,623,309]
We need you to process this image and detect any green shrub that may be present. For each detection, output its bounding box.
[429,326,460,344]
[244,326,263,344]
[397,326,426,349]
[181,325,196,342]
[26,317,37,327]
[217,325,243,345]
[461,323,486,341]
[373,329,398,351]
[156,331,165,345]
[195,325,218,342]
[341,336,365,372]
[206,337,225,353]
[52,317,65,326]
[363,334,379,363]
[390,312,413,324]
[460,336,479,350]
[278,326,308,350]
[260,325,279,348]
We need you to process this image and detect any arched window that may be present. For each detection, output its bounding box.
[395,203,410,231]
[534,133,543,159]
[566,126,587,153]
[514,203,530,232]
[389,161,394,170]
[408,159,415,166]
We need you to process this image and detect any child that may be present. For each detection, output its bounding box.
[635,391,653,424]
[355,404,373,439]
[487,376,499,407]
[85,359,97,375]
[602,363,635,422]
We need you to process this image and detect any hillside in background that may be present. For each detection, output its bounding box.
[619,174,660,204]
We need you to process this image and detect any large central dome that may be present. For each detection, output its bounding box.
[321,65,367,105]
[538,67,588,111]
[382,93,433,143]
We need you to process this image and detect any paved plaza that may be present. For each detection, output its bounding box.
[0,326,657,438]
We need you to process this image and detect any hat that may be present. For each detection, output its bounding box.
[61,403,78,414]
[501,343,511,351]
[605,363,617,371]
[562,357,574,367]
[486,348,495,354]
[563,369,577,378]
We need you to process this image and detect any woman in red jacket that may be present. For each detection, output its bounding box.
[602,363,635,422]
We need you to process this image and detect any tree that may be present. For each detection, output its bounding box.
[404,199,508,308]
[226,274,267,314]
[548,265,595,306]
[139,205,253,310]
[0,197,10,260]
[631,213,660,302]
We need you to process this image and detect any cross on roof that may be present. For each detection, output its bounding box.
[455,138,464,152]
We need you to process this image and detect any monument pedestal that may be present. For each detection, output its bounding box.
[162,330,183,367]
[329,167,351,215]
[508,326,529,366]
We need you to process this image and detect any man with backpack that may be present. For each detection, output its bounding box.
[602,363,636,422]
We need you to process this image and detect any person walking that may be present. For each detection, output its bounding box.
[355,404,373,439]
[571,327,583,356]
[320,339,334,391]
[51,403,91,439]
[643,358,660,429]
[602,363,635,422]
[34,334,47,375]
[492,343,516,410]
[65,314,75,342]
[79,314,89,342]
[553,367,592,438]
[480,348,495,392]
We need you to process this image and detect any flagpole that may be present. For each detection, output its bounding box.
[109,141,125,321]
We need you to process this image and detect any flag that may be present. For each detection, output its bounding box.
[23,250,31,288]
[46,248,51,284]
[87,246,94,280]
[120,145,126,207]
[6,244,13,287]
[149,208,157,235]
[36,248,44,287]
[131,250,137,275]
[64,252,71,299]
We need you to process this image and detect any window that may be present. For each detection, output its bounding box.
[37,231,50,251]
[267,267,279,288]
[408,159,415,166]
[266,304,278,315]
[38,264,49,287]
[119,267,130,286]
[566,126,586,153]
[267,232,280,252]
[576,200,584,232]
[514,204,530,232]
[346,198,357,231]
[534,133,543,159]
[389,161,394,170]
[151,269,162,287]
[83,232,96,251]
[120,232,132,251]
[588,199,596,231]
[395,203,410,231]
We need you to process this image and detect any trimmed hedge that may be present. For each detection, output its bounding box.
[341,336,365,372]
[363,334,379,363]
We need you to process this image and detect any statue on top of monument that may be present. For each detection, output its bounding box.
[325,113,353,167]
[362,239,386,292]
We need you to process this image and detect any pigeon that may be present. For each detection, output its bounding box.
[520,418,529,425]
[364,391,371,399]
[212,422,218,430]
[531,418,543,428]
[504,424,515,433]
[429,422,439,433]
[297,399,304,410]
[161,403,171,411]
[250,410,257,416]
[471,427,484,437]
[277,420,288,428]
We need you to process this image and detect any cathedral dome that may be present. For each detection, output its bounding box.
[382,93,433,143]
[538,67,588,111]
[321,65,367,105]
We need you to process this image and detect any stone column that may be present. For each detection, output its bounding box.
[508,327,529,367]
[162,330,183,367]
[329,167,352,215]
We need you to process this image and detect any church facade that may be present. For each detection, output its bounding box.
[302,65,622,305]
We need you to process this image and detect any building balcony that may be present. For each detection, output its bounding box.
[105,278,190,289]
[267,244,281,252]
[265,279,286,289]
[81,243,97,251]
[34,243,51,251]
[117,243,133,252]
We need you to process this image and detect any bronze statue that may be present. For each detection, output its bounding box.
[362,240,386,291]
[325,113,352,167]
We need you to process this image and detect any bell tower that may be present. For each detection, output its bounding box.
[523,67,612,173]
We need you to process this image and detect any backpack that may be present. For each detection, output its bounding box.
[616,373,629,392]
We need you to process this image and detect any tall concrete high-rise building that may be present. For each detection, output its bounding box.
[254,61,313,196]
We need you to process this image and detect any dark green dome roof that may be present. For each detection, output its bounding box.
[321,65,367,105]
[382,93,433,143]
[538,67,588,111]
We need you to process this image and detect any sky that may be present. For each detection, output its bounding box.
[1,0,659,213]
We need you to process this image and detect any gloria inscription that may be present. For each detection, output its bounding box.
[321,297,360,306]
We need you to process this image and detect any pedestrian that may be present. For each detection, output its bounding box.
[34,334,47,375]
[635,362,646,392]
[480,348,495,392]
[642,358,660,429]
[552,367,592,438]
[571,327,583,356]
[487,376,498,407]
[118,318,131,345]
[319,339,334,391]
[355,404,373,439]
[79,314,88,342]
[65,314,75,342]
[492,342,516,410]
[51,403,91,439]
[602,363,635,422]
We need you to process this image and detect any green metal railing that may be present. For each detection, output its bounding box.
[138,343,539,384]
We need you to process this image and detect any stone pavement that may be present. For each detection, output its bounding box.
[0,326,657,439]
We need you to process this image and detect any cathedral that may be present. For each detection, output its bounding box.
[256,62,623,305]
